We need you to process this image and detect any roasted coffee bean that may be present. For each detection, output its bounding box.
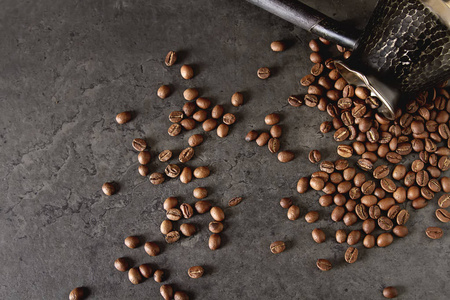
[149,172,165,185]
[355,86,370,99]
[102,182,116,196]
[319,195,333,207]
[334,159,349,171]
[159,150,173,162]
[209,234,221,250]
[318,76,333,90]
[343,168,357,181]
[230,92,244,107]
[343,212,358,226]
[428,178,442,193]
[160,285,173,300]
[333,229,347,244]
[180,64,194,79]
[309,39,320,51]
[165,51,177,66]
[181,118,196,130]
[114,257,129,272]
[334,127,350,141]
[330,172,343,184]
[165,231,181,243]
[319,161,334,174]
[397,209,410,225]
[427,166,441,178]
[387,205,401,219]
[209,221,224,233]
[312,228,326,243]
[373,165,389,179]
[202,119,218,132]
[169,111,184,123]
[225,197,242,207]
[337,145,353,158]
[210,105,224,119]
[345,247,358,263]
[194,166,210,178]
[157,85,171,99]
[357,158,373,171]
[125,236,140,249]
[310,177,325,191]
[138,264,152,279]
[338,97,353,109]
[165,164,181,178]
[438,124,450,139]
[270,241,286,254]
[349,187,362,200]
[425,138,437,152]
[426,227,443,239]
[128,268,143,285]
[164,197,178,211]
[210,206,225,221]
[183,88,199,101]
[386,152,402,164]
[288,95,303,107]
[188,266,204,279]
[187,134,203,148]
[393,225,408,237]
[316,259,332,271]
[168,123,182,136]
[222,113,236,126]
[193,110,208,123]
[268,138,280,153]
[301,74,316,86]
[280,197,292,209]
[180,203,194,219]
[363,219,376,234]
[353,173,367,187]
[392,165,406,180]
[383,286,398,299]
[217,124,229,138]
[407,186,420,200]
[144,242,160,256]
[195,200,212,214]
[309,150,322,163]
[335,77,347,90]
[380,178,396,193]
[161,220,173,235]
[288,205,300,220]
[310,52,322,63]
[377,233,393,247]
[320,121,332,133]
[436,208,450,222]
[404,171,416,187]
[196,97,211,109]
[363,235,375,248]
[322,182,336,194]
[412,197,428,209]
[116,111,132,124]
[183,102,196,117]
[305,211,319,223]
[362,152,378,164]
[355,204,368,220]
[331,206,345,222]
[347,230,361,245]
[304,94,319,107]
[245,130,258,142]
[369,205,381,219]
[278,151,295,163]
[256,132,270,146]
[132,138,147,152]
[367,127,379,143]
[337,181,352,194]
[257,67,271,79]
[180,167,193,184]
[421,186,434,200]
[378,216,393,230]
[438,194,450,208]
[270,125,282,138]
[167,208,182,221]
[154,269,165,283]
[297,177,309,194]
[438,156,450,171]
[416,170,429,186]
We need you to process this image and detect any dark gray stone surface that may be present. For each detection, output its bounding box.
[0,0,448,299]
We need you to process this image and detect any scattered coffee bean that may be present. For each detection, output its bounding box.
[180,223,196,237]
[383,286,398,299]
[144,242,160,256]
[347,230,361,245]
[149,172,165,185]
[377,233,394,247]
[114,257,129,272]
[124,236,140,249]
[245,130,258,142]
[160,285,173,300]
[116,111,132,124]
[193,187,208,199]
[180,203,194,219]
[69,287,85,300]
[438,194,450,208]
[345,247,358,263]
[363,234,375,248]
[312,228,326,243]
[102,182,115,196]
[426,227,443,239]
[139,264,153,278]
[160,220,173,235]
[436,208,450,222]
[210,206,225,221]
[168,123,182,136]
[265,113,280,125]
[164,197,178,211]
[257,67,271,79]
[174,291,189,300]
[271,40,285,52]
[278,151,294,162]
[165,231,181,243]
[128,268,143,285]
[183,88,199,101]
[268,138,280,153]
[270,241,286,254]
[228,197,243,207]
[223,113,236,125]
[256,132,270,146]
[209,221,224,233]
[288,205,300,220]
[309,150,322,163]
[305,211,319,223]
[193,166,210,178]
[154,269,164,283]
[231,92,244,106]
[188,266,204,279]
[188,134,204,147]
[157,85,171,99]
[164,51,177,66]
[165,164,181,178]
[195,200,212,214]
[280,197,293,209]
[316,259,332,271]
[167,208,182,221]
[209,233,221,250]
[180,64,194,79]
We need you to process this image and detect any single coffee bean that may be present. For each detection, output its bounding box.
[165,231,181,243]
[183,88,199,101]
[149,172,165,185]
[180,64,194,79]
[320,121,332,133]
[363,234,375,248]
[363,219,376,234]
[392,165,406,180]
[114,257,129,272]
[257,67,271,79]
[269,125,282,138]
[116,111,132,124]
[164,197,178,211]
[357,158,373,171]
[160,285,174,300]
[407,186,421,200]
[180,223,196,237]
[223,113,236,125]
[319,195,333,207]
[312,228,326,243]
[180,203,194,219]
[330,173,343,184]
[336,229,347,243]
[355,204,368,220]
[436,208,450,222]
[383,286,398,299]
[396,209,410,225]
[256,132,270,146]
[305,211,319,223]
[125,236,140,249]
[128,268,143,285]
[421,186,434,200]
[180,167,193,184]
[209,221,224,233]
[69,287,86,300]
[366,96,381,109]
[165,164,181,178]
[416,170,430,186]
[377,233,394,247]
[268,138,280,153]
[270,241,286,254]
[349,187,362,200]
[193,187,208,199]
[193,166,210,178]
[168,123,182,136]
[393,225,408,237]
[165,50,177,66]
[343,212,358,226]
[188,266,204,279]
[297,177,309,194]
[310,52,322,63]
[310,177,325,191]
[228,197,243,207]
[169,111,184,123]
[309,150,322,163]
[193,110,207,123]
[245,130,258,142]
[231,92,244,106]
[438,155,450,171]
[158,150,173,163]
[288,95,303,107]
[209,233,221,250]
[345,247,358,263]
[331,206,345,222]
[211,105,224,119]
[386,152,402,164]
[196,97,211,109]
[378,216,394,231]
[334,127,350,142]
[278,151,294,162]
[343,168,356,181]
[139,264,153,279]
[309,39,320,51]
[347,230,361,245]
[160,220,173,235]
[319,161,334,174]
[354,173,367,187]
[102,182,115,196]
[381,178,396,193]
[387,205,401,219]
[195,200,212,214]
[426,226,443,239]
[316,259,332,271]
[438,194,450,208]
[217,124,229,138]
[288,205,300,220]
[280,197,293,209]
[373,165,389,179]
[404,171,416,187]
[355,86,370,99]
[368,205,381,219]
[157,85,171,99]
[335,159,349,171]
[154,269,165,283]
[337,145,353,158]
[183,102,196,117]
[428,178,442,193]
[301,74,316,86]
[412,197,428,209]
[144,242,160,256]
[132,138,147,152]
[167,208,182,221]
[210,206,225,221]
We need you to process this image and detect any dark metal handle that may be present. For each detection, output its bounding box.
[246,0,360,49]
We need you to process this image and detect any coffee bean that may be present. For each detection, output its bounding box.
[228,197,243,207]
[128,268,143,285]
[168,123,182,136]
[280,197,293,209]
[373,165,389,179]
[304,211,319,223]
[304,94,319,107]
[163,197,178,211]
[387,205,401,219]
[378,216,393,230]
[223,113,236,126]
[278,151,295,162]
[188,266,204,279]
[421,186,434,200]
[331,206,345,222]
[183,88,199,101]
[368,205,381,219]
[363,219,376,234]
[180,167,193,184]
[132,138,147,151]
[217,124,229,138]
[330,173,343,185]
[438,156,450,171]
[343,212,357,226]
[154,269,165,283]
[310,52,322,63]
[257,67,271,79]
[209,233,221,250]
[192,187,207,200]
[226,93,243,109]
[116,111,132,124]
[169,111,183,123]
[425,138,437,152]
[393,225,408,237]
[335,78,347,90]
[157,150,172,163]
[165,164,181,178]
[386,152,402,164]
[334,127,350,141]
[209,221,224,233]
[268,138,280,153]
[270,241,286,254]
[288,205,300,220]
[157,85,171,99]
[396,209,410,225]
[125,236,140,249]
[149,172,165,185]
[164,51,177,66]
[297,177,309,194]
[349,187,362,200]
[193,110,207,123]
[210,206,225,221]
[320,121,332,133]
[309,150,321,163]
[363,234,375,248]
[165,231,181,243]
[188,134,204,147]
[312,228,326,243]
[179,223,197,237]
[256,132,270,146]
[160,285,173,300]
[345,247,358,263]
[436,208,450,222]
[335,229,347,243]
[182,102,196,117]
[167,208,182,221]
[377,233,394,247]
[288,95,303,107]
[160,220,173,235]
[309,39,320,52]
[425,226,443,240]
[310,177,325,191]
[102,182,115,196]
[245,130,258,142]
[301,74,316,86]
[428,178,442,193]
[438,194,450,208]
[383,286,398,299]
[144,242,160,256]
[357,158,373,171]
[438,124,450,139]
[354,173,367,187]
[114,257,129,272]
[180,64,194,79]
[355,204,368,220]
[193,166,210,178]
[347,230,361,245]
[337,145,353,158]
[180,203,194,219]
[195,200,212,214]
[416,170,430,186]
[381,178,396,193]
[211,105,224,119]
[138,264,153,279]
[316,259,332,271]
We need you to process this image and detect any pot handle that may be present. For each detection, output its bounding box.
[246,0,360,49]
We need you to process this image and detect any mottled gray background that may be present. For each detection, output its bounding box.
[0,0,449,299]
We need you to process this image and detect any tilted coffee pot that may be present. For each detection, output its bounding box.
[247,0,450,119]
